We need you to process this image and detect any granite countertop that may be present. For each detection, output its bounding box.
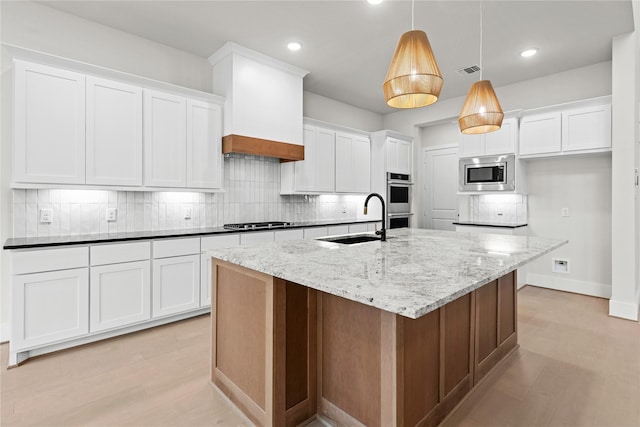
[3,218,380,250]
[453,221,528,228]
[206,228,566,319]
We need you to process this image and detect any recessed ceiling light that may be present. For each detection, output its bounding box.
[287,41,302,51]
[367,0,384,4]
[521,48,538,58]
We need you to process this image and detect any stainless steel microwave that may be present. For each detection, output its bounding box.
[459,154,515,192]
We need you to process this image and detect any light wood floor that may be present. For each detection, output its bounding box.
[2,286,639,427]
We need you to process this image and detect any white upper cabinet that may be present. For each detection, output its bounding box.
[386,137,412,174]
[281,121,369,195]
[13,59,223,191]
[286,125,335,193]
[143,89,187,188]
[519,112,562,156]
[187,99,223,189]
[562,103,611,152]
[13,60,86,185]
[335,132,370,193]
[458,118,518,158]
[519,97,611,158]
[86,76,143,186]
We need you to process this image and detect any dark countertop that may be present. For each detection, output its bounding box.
[3,219,381,250]
[453,221,528,229]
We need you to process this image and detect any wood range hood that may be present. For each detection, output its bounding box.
[222,134,304,162]
[209,42,309,163]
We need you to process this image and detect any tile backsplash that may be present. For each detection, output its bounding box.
[459,194,528,224]
[12,154,367,238]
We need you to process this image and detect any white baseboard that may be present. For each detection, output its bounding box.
[0,322,10,344]
[526,273,612,299]
[609,299,640,321]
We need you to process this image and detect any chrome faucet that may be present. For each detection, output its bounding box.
[363,193,386,241]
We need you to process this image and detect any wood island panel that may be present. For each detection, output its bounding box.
[215,264,267,409]
[210,259,518,427]
[320,293,382,427]
[402,309,440,426]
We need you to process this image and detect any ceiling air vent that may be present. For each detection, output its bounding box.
[456,65,481,76]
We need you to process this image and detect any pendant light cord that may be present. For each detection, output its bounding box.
[411,0,415,30]
[479,2,483,81]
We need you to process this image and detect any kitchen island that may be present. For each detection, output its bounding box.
[206,228,566,427]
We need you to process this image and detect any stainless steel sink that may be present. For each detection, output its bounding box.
[317,233,381,245]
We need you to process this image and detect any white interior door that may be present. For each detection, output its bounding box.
[423,146,459,230]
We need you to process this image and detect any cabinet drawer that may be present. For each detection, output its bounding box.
[303,227,328,239]
[91,241,150,266]
[240,231,275,246]
[153,237,200,258]
[348,223,368,234]
[275,229,304,241]
[12,246,88,275]
[201,234,240,250]
[327,225,349,236]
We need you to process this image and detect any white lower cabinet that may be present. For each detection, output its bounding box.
[12,268,89,351]
[327,225,349,235]
[348,223,368,234]
[152,255,200,318]
[90,261,150,333]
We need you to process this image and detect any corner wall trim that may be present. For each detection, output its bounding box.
[609,299,640,322]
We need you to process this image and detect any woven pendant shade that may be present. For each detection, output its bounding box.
[383,30,443,109]
[458,80,504,134]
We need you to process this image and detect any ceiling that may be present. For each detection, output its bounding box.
[40,1,634,115]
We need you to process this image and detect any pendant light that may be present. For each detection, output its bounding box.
[383,0,443,109]
[458,3,504,134]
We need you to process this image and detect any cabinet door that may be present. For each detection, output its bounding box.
[201,234,241,307]
[90,261,150,332]
[385,139,399,172]
[12,268,89,350]
[562,104,611,152]
[484,118,517,156]
[335,132,354,192]
[295,125,319,192]
[86,76,142,186]
[187,99,223,189]
[152,255,200,318]
[315,127,336,192]
[458,134,485,158]
[144,89,187,187]
[13,60,86,184]
[353,136,371,193]
[387,137,412,174]
[395,139,412,174]
[519,112,561,156]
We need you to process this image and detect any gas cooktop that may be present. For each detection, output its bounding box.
[223,221,293,231]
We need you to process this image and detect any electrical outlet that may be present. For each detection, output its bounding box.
[561,208,569,217]
[106,208,117,222]
[184,207,192,220]
[39,208,53,224]
[342,206,347,214]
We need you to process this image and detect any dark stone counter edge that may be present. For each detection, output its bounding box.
[4,219,381,250]
[453,222,528,229]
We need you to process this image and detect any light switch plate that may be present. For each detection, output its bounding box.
[39,208,53,223]
[106,208,117,222]
[561,208,569,217]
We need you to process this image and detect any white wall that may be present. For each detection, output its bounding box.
[303,91,383,132]
[525,155,612,298]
